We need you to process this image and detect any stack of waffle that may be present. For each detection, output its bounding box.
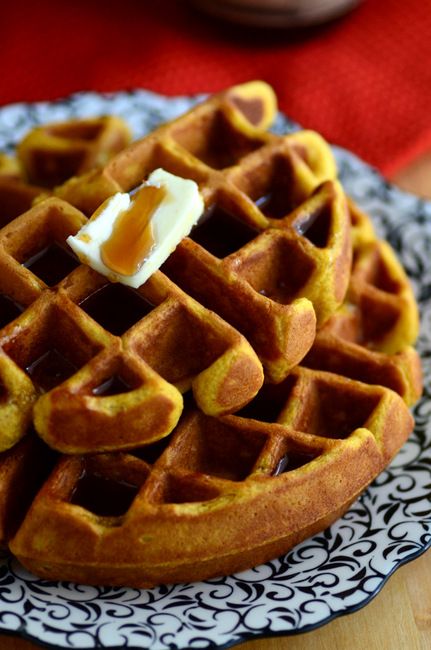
[0,82,422,587]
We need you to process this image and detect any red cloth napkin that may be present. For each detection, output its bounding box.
[1,0,431,175]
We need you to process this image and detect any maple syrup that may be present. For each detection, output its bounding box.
[190,204,258,257]
[237,376,296,422]
[294,204,331,248]
[0,294,24,329]
[71,470,140,517]
[255,191,293,220]
[101,185,165,276]
[79,283,155,336]
[273,451,317,475]
[25,348,77,393]
[23,242,80,286]
[92,375,132,397]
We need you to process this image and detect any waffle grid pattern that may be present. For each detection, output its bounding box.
[0,82,421,588]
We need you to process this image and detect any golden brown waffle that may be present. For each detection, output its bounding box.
[0,114,131,226]
[0,434,56,547]
[163,177,351,380]
[9,370,414,587]
[0,153,22,180]
[17,115,132,188]
[0,177,45,227]
[0,196,263,453]
[0,152,45,226]
[54,82,351,380]
[303,200,421,406]
[0,81,422,588]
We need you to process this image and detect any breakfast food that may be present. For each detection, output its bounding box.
[17,115,132,187]
[67,168,205,288]
[0,82,422,587]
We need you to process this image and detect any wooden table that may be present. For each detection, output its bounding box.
[2,155,431,650]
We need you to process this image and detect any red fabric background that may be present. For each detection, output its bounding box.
[1,0,430,175]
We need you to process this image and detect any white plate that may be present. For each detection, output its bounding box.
[0,90,430,650]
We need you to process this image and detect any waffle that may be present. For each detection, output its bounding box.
[0,81,422,587]
[0,195,264,454]
[0,153,45,226]
[0,153,22,180]
[0,114,130,227]
[303,199,422,407]
[17,115,132,188]
[55,82,350,380]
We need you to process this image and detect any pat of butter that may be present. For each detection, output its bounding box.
[67,168,204,288]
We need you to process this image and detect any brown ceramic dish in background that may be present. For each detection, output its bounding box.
[191,0,361,28]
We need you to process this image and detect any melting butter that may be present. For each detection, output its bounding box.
[67,168,204,288]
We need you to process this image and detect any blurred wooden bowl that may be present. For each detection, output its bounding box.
[191,0,361,28]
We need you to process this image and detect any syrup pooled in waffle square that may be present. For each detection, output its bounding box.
[0,81,422,588]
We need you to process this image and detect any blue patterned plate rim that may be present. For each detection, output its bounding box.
[0,89,429,650]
